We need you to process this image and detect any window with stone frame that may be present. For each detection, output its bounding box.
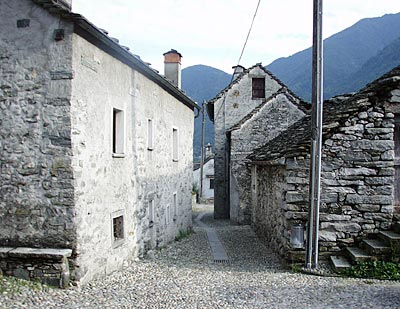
[112,214,124,246]
[112,108,125,156]
[252,78,265,99]
[394,115,400,207]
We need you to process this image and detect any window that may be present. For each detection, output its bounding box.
[252,78,265,99]
[172,128,178,161]
[112,215,124,245]
[209,178,214,190]
[147,118,153,150]
[112,108,125,156]
[173,193,177,220]
[148,199,154,227]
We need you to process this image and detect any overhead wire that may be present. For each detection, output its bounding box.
[214,0,262,121]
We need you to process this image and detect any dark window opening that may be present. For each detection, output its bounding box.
[113,215,124,241]
[252,78,265,99]
[210,178,214,189]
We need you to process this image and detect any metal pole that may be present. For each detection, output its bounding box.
[199,101,206,201]
[306,0,324,270]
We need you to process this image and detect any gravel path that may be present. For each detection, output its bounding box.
[1,204,400,308]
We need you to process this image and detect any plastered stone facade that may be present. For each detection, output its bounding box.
[251,77,400,260]
[193,157,214,201]
[0,0,195,285]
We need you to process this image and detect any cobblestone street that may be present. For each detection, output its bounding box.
[1,204,400,309]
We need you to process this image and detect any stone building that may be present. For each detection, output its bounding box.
[207,64,309,223]
[248,66,400,260]
[0,0,199,286]
[193,144,215,202]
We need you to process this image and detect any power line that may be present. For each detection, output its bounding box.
[237,0,261,66]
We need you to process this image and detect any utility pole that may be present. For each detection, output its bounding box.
[306,0,324,270]
[199,101,206,201]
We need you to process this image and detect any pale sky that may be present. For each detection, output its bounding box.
[72,0,400,74]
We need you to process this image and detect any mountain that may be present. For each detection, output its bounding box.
[183,13,400,160]
[182,65,231,162]
[267,13,400,101]
[340,36,400,94]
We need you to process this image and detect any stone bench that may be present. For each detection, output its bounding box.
[0,247,72,288]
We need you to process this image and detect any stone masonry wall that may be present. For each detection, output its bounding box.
[253,103,396,259]
[230,93,305,224]
[70,34,194,283]
[213,66,281,219]
[252,165,290,257]
[0,0,76,249]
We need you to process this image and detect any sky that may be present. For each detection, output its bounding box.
[72,0,400,74]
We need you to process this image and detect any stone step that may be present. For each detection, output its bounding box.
[362,239,391,256]
[330,255,352,273]
[346,247,373,263]
[377,231,400,251]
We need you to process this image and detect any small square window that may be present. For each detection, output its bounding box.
[172,128,179,161]
[112,215,124,242]
[252,78,265,99]
[112,108,125,156]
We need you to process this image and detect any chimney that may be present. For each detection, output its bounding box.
[232,65,245,80]
[163,49,182,88]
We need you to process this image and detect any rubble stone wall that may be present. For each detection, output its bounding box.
[230,94,305,224]
[253,103,396,258]
[0,0,76,249]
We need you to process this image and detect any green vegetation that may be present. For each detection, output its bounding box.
[343,260,400,280]
[175,229,193,242]
[0,273,47,296]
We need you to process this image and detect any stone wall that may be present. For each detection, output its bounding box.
[0,247,72,288]
[213,66,282,219]
[0,0,194,285]
[252,165,290,257]
[70,34,194,283]
[252,103,397,259]
[0,0,76,249]
[230,93,305,224]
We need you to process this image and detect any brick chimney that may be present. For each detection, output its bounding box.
[163,49,182,88]
[232,65,245,80]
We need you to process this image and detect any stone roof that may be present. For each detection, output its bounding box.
[30,0,199,112]
[248,65,400,163]
[206,63,307,123]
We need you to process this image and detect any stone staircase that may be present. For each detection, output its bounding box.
[330,225,400,273]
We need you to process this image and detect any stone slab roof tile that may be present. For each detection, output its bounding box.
[248,65,400,163]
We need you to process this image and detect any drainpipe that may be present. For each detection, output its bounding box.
[306,0,324,270]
